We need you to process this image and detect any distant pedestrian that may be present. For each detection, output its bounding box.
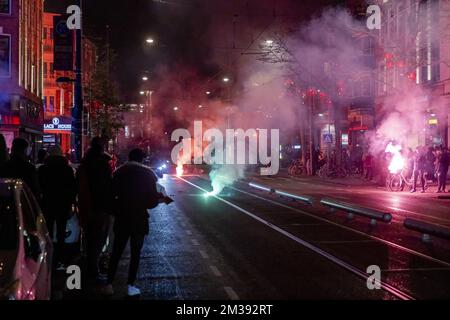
[412,147,427,193]
[77,137,113,285]
[0,138,40,197]
[363,152,374,181]
[38,145,77,269]
[436,147,449,193]
[102,148,167,297]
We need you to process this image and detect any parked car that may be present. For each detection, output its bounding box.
[0,179,53,300]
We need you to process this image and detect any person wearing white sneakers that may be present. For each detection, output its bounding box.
[101,148,166,297]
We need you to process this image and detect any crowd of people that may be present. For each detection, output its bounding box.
[0,133,172,297]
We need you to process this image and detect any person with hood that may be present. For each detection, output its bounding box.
[0,138,39,197]
[77,137,113,284]
[38,145,77,269]
[102,148,172,297]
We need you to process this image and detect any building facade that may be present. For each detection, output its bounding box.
[0,0,44,159]
[375,0,450,147]
[42,12,96,153]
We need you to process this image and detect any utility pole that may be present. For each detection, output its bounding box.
[309,91,314,176]
[72,0,83,163]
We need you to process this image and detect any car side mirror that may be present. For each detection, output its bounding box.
[24,234,41,262]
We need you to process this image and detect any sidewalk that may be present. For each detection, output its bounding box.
[260,168,379,188]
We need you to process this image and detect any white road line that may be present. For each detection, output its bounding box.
[387,206,450,225]
[199,250,209,259]
[191,239,200,246]
[382,267,450,272]
[186,230,193,236]
[316,240,378,244]
[177,177,415,300]
[210,265,222,277]
[224,287,240,300]
[230,185,450,269]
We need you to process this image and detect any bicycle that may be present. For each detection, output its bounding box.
[387,169,427,192]
[288,159,304,176]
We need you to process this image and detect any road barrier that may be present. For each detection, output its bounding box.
[274,190,313,205]
[248,182,313,204]
[404,218,450,242]
[248,182,275,193]
[320,198,392,226]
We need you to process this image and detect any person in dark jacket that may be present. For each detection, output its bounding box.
[36,148,49,168]
[102,148,163,297]
[436,147,449,193]
[0,133,9,165]
[0,138,39,197]
[77,137,113,284]
[38,145,77,269]
[412,147,427,193]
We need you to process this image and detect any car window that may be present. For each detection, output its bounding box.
[0,196,18,250]
[20,191,37,233]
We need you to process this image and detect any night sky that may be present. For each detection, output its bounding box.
[45,0,347,102]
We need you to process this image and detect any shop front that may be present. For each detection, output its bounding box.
[43,116,72,153]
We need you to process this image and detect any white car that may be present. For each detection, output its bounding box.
[0,179,53,300]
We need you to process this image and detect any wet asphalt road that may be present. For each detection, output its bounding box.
[100,174,450,300]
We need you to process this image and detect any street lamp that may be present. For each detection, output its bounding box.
[146,38,155,44]
[206,91,211,95]
[142,76,149,81]
[265,39,274,45]
[223,77,230,83]
[173,106,179,111]
[140,91,145,95]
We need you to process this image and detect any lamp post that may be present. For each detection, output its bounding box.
[72,0,83,163]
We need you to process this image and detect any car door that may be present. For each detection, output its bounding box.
[16,188,48,300]
[23,185,52,299]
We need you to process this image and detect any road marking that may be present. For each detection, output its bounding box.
[199,250,209,259]
[210,265,222,277]
[382,267,450,272]
[224,287,240,300]
[316,240,378,244]
[387,206,450,225]
[177,176,415,300]
[191,239,200,246]
[230,184,450,269]
[186,230,193,236]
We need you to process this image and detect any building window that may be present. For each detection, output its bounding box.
[0,0,10,14]
[43,28,47,40]
[50,62,54,78]
[43,96,47,112]
[0,34,11,77]
[43,62,47,78]
[50,28,54,40]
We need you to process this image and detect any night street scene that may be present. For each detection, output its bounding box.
[1,0,450,313]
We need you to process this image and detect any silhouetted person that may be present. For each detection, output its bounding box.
[412,148,427,193]
[38,146,77,269]
[363,152,374,181]
[0,133,8,165]
[36,148,48,168]
[77,137,113,285]
[0,138,39,197]
[436,148,449,193]
[102,148,163,297]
